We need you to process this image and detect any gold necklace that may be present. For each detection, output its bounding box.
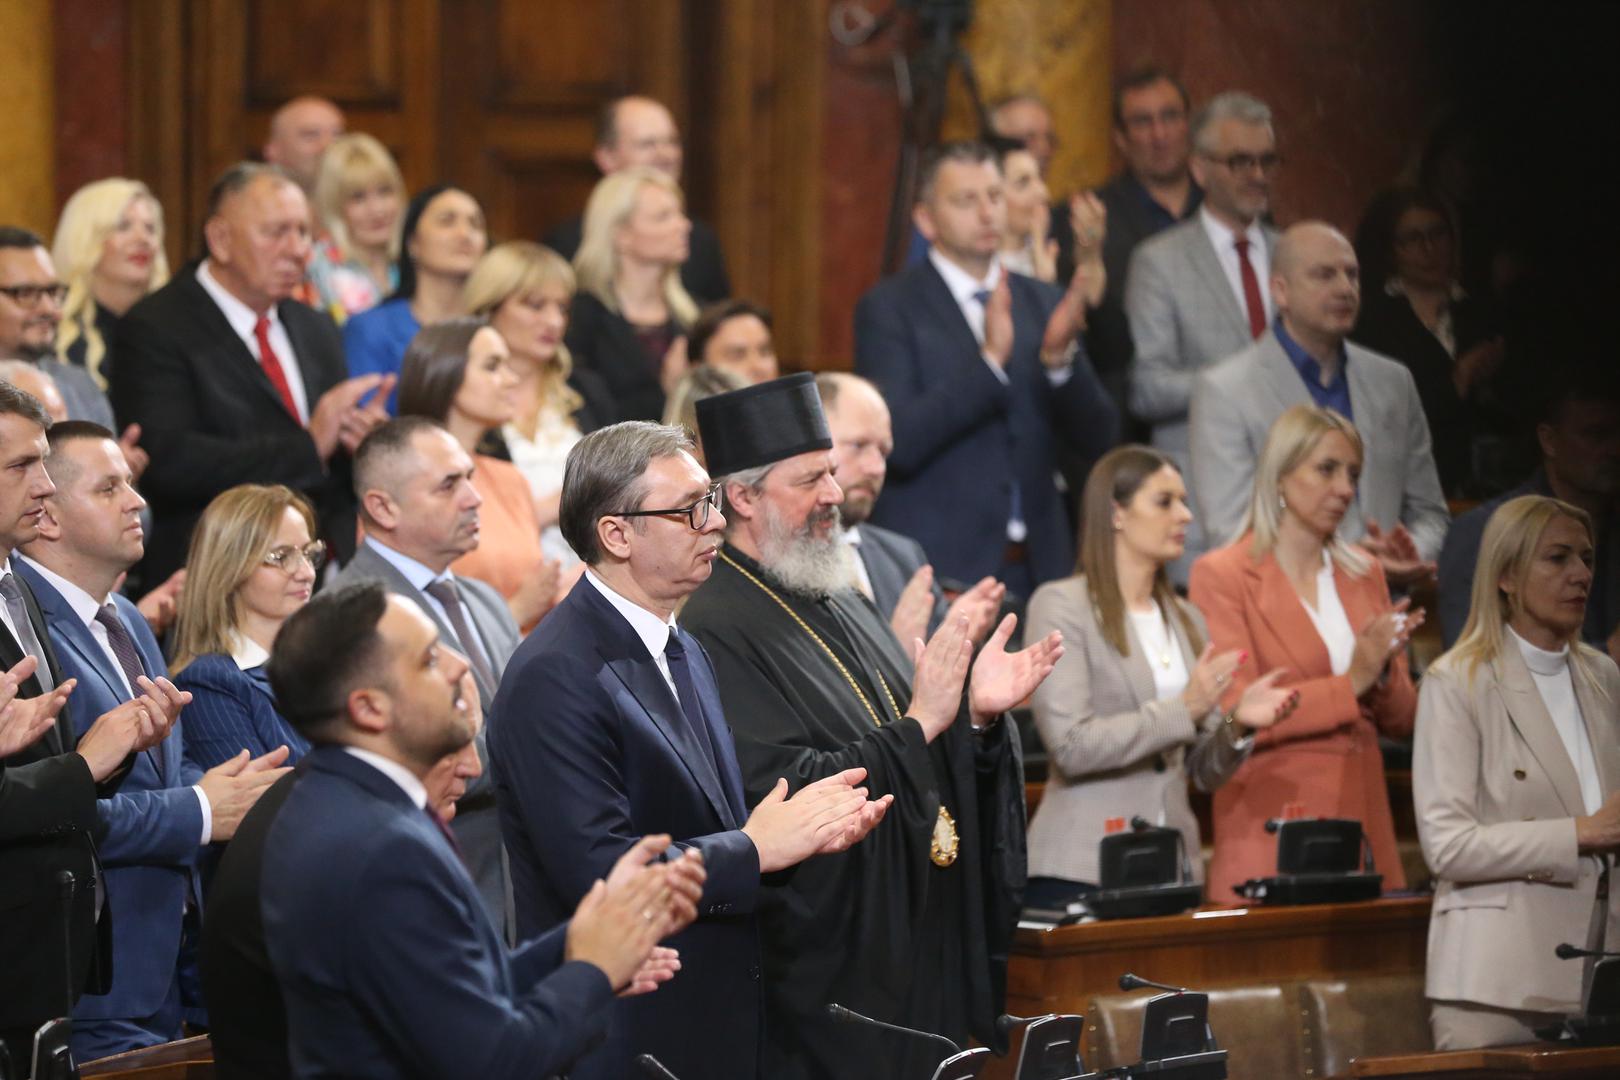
[719,549,958,866]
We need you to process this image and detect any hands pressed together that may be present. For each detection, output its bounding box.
[567,834,707,994]
[311,373,396,462]
[742,767,893,874]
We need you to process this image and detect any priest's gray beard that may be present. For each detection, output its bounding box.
[756,500,859,599]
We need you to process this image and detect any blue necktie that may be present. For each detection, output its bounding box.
[664,628,719,769]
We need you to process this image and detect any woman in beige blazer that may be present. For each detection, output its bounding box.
[1024,446,1298,911]
[1414,495,1620,1050]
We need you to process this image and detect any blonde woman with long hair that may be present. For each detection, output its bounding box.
[1023,445,1298,911]
[51,178,170,387]
[1414,495,1620,1050]
[172,484,321,772]
[566,166,697,422]
[308,132,405,323]
[464,241,614,564]
[1189,404,1424,903]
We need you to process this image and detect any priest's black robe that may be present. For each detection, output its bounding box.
[681,545,1026,1080]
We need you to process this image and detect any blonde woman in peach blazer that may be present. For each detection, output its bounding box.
[1189,405,1424,904]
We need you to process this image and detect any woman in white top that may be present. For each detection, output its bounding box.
[1413,494,1620,1050]
[1189,404,1424,904]
[463,241,615,567]
[1023,445,1298,910]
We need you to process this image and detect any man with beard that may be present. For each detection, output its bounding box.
[681,373,1062,1080]
[258,582,699,1078]
[815,371,1002,649]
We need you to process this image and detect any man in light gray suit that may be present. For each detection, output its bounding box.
[1125,92,1280,581]
[330,416,521,936]
[1190,222,1449,585]
[816,371,1003,650]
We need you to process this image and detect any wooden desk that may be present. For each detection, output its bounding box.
[982,898,1431,1080]
[1008,896,1431,1016]
[1350,1043,1620,1078]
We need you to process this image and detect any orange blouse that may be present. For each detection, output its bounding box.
[452,454,545,633]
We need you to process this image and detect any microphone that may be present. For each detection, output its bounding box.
[994,1012,1045,1041]
[1556,942,1620,960]
[1119,972,1191,995]
[636,1054,682,1080]
[826,1003,960,1057]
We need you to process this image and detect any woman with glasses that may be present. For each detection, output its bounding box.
[397,317,562,631]
[1353,185,1504,496]
[172,484,319,772]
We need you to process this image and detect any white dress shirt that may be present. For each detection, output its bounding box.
[344,746,428,810]
[1298,551,1356,676]
[19,557,213,842]
[1127,605,1191,702]
[585,569,680,699]
[1510,626,1603,815]
[1199,206,1273,327]
[196,259,310,423]
[841,527,876,599]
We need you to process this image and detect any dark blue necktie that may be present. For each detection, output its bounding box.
[664,627,719,768]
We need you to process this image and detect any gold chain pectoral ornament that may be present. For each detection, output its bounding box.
[720,551,959,867]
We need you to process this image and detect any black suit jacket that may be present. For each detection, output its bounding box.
[0,570,108,1031]
[563,292,676,424]
[543,214,731,304]
[109,263,354,582]
[200,768,298,1080]
[854,261,1120,588]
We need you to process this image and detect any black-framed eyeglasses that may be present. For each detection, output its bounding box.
[262,540,327,573]
[0,284,68,308]
[612,483,721,531]
[1203,152,1282,176]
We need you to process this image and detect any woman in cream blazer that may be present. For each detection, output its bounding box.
[1415,495,1620,1050]
[1025,446,1297,909]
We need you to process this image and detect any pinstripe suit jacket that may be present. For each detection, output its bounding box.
[176,654,308,773]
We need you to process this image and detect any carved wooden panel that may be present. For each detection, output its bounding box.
[244,0,404,106]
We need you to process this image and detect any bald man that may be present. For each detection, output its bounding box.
[1189,221,1448,585]
[262,96,345,192]
[0,359,68,422]
[543,95,731,302]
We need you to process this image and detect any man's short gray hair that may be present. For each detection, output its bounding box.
[560,421,695,564]
[1190,91,1273,156]
[715,462,775,534]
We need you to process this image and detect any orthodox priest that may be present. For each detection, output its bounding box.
[682,374,1061,1080]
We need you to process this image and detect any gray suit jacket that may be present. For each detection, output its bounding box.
[1413,644,1620,1013]
[331,540,521,936]
[1125,216,1278,459]
[1189,329,1450,560]
[1023,575,1249,886]
[850,523,947,634]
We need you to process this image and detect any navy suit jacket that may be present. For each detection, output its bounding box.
[854,260,1120,588]
[261,746,613,1079]
[18,560,204,1029]
[489,575,763,1080]
[175,654,308,774]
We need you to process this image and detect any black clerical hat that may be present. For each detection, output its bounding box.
[696,372,833,477]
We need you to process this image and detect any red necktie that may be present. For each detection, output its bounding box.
[1233,237,1267,339]
[253,315,301,422]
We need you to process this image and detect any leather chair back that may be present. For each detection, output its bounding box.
[1299,972,1431,1076]
[1086,983,1304,1080]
